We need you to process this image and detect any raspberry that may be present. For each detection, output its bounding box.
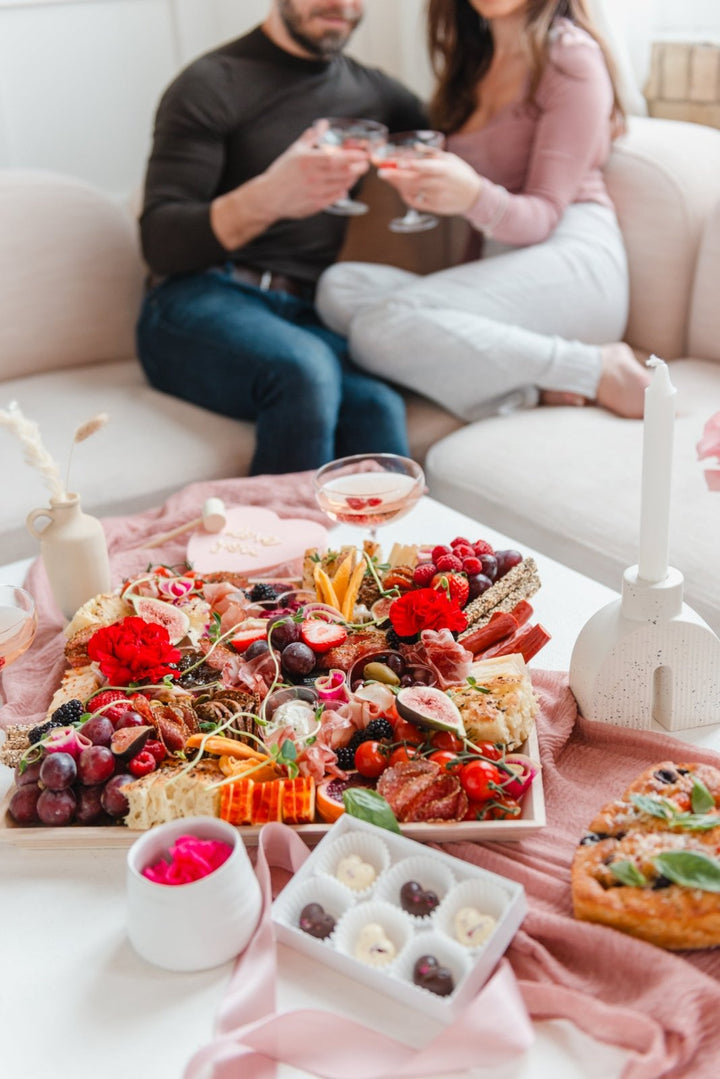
[412,562,437,587]
[431,545,452,563]
[473,539,494,556]
[128,749,157,778]
[450,537,471,548]
[462,556,483,575]
[435,553,463,573]
[452,544,475,560]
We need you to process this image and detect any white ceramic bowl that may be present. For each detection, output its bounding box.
[126,816,262,972]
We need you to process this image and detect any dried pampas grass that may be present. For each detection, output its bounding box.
[0,401,110,501]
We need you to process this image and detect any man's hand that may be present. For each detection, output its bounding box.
[378,150,483,218]
[210,125,370,250]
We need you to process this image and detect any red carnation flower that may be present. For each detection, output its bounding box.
[87,616,181,686]
[388,588,467,637]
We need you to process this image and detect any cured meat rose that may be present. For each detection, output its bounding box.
[419,628,473,689]
[377,759,468,822]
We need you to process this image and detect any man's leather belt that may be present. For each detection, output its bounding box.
[229,264,316,301]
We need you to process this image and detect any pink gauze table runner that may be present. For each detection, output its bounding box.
[4,472,720,1078]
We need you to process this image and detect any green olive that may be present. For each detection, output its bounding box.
[362,661,400,686]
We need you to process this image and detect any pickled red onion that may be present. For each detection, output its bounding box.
[142,834,232,885]
[315,669,350,702]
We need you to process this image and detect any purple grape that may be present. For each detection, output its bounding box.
[39,751,77,791]
[269,619,301,650]
[114,710,146,731]
[37,787,77,826]
[281,642,316,677]
[400,675,414,687]
[479,554,498,582]
[75,784,107,825]
[77,745,116,786]
[15,759,43,788]
[409,667,432,685]
[385,653,404,676]
[101,774,134,818]
[245,639,270,660]
[8,784,41,824]
[79,714,114,747]
[467,573,493,600]
[495,550,523,578]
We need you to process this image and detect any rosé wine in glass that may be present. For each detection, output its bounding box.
[372,129,445,233]
[315,117,388,216]
[314,454,425,540]
[0,585,37,671]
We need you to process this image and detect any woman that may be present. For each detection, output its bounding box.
[316,0,650,421]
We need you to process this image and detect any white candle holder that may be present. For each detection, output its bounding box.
[569,564,720,732]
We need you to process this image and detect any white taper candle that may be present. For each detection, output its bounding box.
[637,357,677,583]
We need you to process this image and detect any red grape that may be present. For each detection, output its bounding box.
[245,639,270,660]
[281,641,316,677]
[15,758,43,787]
[77,745,115,786]
[479,554,498,582]
[39,751,77,791]
[75,785,107,825]
[269,619,301,650]
[114,710,146,730]
[79,714,114,747]
[467,573,493,600]
[37,787,77,826]
[101,774,134,818]
[8,784,41,824]
[495,550,523,577]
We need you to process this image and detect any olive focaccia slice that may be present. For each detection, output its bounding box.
[572,827,720,950]
[587,760,720,838]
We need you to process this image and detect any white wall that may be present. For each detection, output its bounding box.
[0,0,717,199]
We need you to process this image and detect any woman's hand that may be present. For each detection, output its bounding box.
[377,150,483,216]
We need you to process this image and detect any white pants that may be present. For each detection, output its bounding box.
[316,203,629,421]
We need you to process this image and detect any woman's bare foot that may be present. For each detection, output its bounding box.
[595,343,651,418]
[540,390,587,408]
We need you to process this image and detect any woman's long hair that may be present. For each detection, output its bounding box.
[427,0,626,135]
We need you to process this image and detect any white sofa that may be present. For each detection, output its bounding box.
[1,117,719,635]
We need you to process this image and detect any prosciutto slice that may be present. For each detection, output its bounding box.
[419,628,473,689]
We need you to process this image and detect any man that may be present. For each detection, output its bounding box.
[137,0,427,475]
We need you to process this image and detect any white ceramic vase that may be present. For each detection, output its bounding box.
[26,492,111,620]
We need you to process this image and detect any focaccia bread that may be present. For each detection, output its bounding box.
[572,760,720,950]
[447,653,537,750]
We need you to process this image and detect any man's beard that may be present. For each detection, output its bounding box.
[277,1,362,58]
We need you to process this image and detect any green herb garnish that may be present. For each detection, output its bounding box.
[652,851,720,892]
[610,860,647,887]
[342,788,400,833]
[691,777,714,815]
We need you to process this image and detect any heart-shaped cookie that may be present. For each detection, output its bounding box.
[413,954,455,996]
[298,902,336,940]
[399,879,440,917]
[335,853,376,892]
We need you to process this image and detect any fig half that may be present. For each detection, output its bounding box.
[395,685,465,737]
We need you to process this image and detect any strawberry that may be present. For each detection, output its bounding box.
[300,620,348,653]
[432,572,470,608]
[412,562,437,587]
[435,553,463,573]
[231,622,268,653]
[86,690,131,722]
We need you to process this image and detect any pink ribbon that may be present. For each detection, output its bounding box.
[184,822,533,1079]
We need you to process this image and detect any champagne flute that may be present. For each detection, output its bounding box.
[372,130,445,233]
[0,585,37,674]
[314,453,425,544]
[316,117,388,216]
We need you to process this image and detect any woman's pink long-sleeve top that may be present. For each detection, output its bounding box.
[448,20,616,246]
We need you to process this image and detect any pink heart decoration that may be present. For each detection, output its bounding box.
[187,506,328,576]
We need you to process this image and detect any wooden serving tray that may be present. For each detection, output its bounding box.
[0,731,545,850]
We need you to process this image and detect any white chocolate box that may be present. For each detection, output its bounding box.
[271,815,527,1021]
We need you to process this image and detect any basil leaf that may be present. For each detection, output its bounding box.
[653,851,720,892]
[630,794,673,821]
[280,739,297,762]
[691,778,715,815]
[342,788,400,834]
[610,860,647,887]
[669,812,720,832]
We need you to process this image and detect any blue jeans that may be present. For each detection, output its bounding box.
[135,266,409,475]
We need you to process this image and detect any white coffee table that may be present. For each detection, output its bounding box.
[0,496,703,1079]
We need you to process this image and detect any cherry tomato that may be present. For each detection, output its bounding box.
[459,759,503,802]
[388,745,420,767]
[354,740,390,779]
[431,730,463,753]
[428,750,463,775]
[391,718,424,746]
[477,795,523,821]
[473,742,504,762]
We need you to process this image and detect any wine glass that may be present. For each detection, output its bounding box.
[0,585,37,674]
[314,453,425,543]
[372,130,445,233]
[316,117,388,216]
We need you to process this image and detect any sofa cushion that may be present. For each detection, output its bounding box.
[425,359,720,634]
[688,198,720,363]
[0,171,144,380]
[1,360,256,561]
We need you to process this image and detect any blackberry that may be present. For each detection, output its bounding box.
[365,718,393,741]
[385,628,418,650]
[348,728,371,752]
[28,721,53,745]
[336,746,356,770]
[249,583,279,603]
[50,699,84,726]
